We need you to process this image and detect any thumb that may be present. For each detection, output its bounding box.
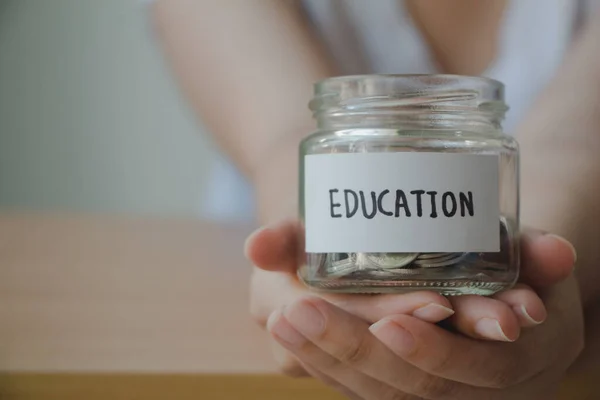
[244,220,303,273]
[519,228,577,287]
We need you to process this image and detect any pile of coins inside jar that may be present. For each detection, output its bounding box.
[325,252,469,278]
[320,218,511,279]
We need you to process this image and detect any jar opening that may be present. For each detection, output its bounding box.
[310,74,508,131]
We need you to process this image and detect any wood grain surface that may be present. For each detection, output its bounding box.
[0,214,271,373]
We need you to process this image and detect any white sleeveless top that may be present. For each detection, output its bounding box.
[203,0,599,221]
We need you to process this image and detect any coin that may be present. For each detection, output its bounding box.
[307,253,328,280]
[415,252,467,268]
[330,253,356,265]
[326,253,358,277]
[365,253,419,269]
[414,253,459,265]
[415,252,454,260]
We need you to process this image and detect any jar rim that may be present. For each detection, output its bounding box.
[310,74,508,129]
[314,74,504,89]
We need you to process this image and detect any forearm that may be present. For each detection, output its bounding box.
[151,0,334,181]
[518,12,600,307]
[517,14,600,382]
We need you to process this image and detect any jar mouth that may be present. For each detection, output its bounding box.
[314,74,504,89]
[310,74,508,124]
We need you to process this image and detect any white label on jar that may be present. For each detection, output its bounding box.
[304,153,500,253]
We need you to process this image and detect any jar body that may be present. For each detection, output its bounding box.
[298,128,519,296]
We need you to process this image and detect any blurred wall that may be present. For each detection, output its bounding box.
[0,0,216,216]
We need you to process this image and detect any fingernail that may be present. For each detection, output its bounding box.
[243,226,267,259]
[545,234,577,264]
[474,318,516,342]
[284,300,326,337]
[369,319,415,356]
[267,309,307,347]
[514,304,545,325]
[412,303,454,322]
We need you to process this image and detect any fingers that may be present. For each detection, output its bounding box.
[250,269,454,326]
[303,364,367,400]
[519,228,576,287]
[269,339,309,377]
[270,297,487,400]
[267,307,426,400]
[264,290,456,377]
[450,284,547,340]
[329,291,454,324]
[244,220,301,273]
[493,284,547,327]
[250,269,456,327]
[269,290,577,398]
[249,268,303,326]
[449,295,520,341]
[250,271,455,378]
[477,229,574,335]
[370,312,559,390]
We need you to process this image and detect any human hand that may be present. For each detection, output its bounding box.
[246,221,576,377]
[267,274,582,400]
[247,221,455,375]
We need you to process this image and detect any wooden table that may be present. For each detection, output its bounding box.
[0,214,595,399]
[0,213,343,399]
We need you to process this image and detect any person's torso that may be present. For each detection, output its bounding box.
[205,0,598,220]
[301,0,597,132]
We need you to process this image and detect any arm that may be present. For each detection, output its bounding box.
[518,12,600,307]
[151,0,336,222]
[517,11,600,374]
[151,2,590,394]
[151,2,597,291]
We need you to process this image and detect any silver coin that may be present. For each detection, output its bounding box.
[414,253,460,265]
[419,252,462,261]
[416,252,454,260]
[327,265,357,277]
[365,253,419,269]
[329,253,356,266]
[415,256,456,265]
[308,253,328,280]
[415,253,467,268]
[355,253,372,269]
[326,253,358,277]
[314,253,327,270]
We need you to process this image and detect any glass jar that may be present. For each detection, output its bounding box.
[298,75,519,296]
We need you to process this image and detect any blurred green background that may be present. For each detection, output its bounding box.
[0,0,216,216]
